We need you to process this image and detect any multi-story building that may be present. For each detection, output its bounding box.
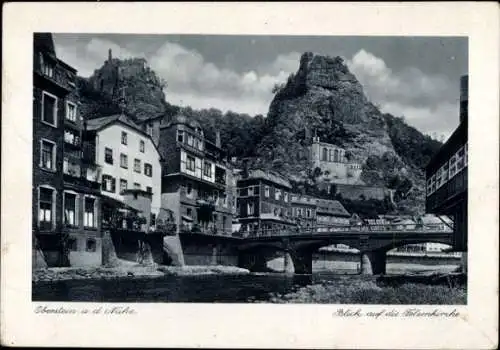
[310,135,362,184]
[425,75,468,252]
[158,114,233,235]
[236,170,295,237]
[290,194,318,229]
[315,199,351,232]
[85,114,162,227]
[33,33,102,267]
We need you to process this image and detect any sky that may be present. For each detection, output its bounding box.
[53,34,467,140]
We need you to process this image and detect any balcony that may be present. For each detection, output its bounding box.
[64,132,81,149]
[63,162,101,191]
[215,167,227,186]
[34,59,75,93]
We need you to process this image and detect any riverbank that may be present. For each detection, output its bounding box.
[259,276,467,304]
[33,262,250,283]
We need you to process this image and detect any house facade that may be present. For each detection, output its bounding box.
[236,170,295,237]
[158,114,234,235]
[33,33,102,267]
[290,194,318,229]
[85,114,162,227]
[425,75,468,252]
[315,199,351,232]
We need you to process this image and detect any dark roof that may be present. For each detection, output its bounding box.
[316,199,351,217]
[86,114,142,133]
[57,58,77,73]
[244,169,292,189]
[86,114,163,160]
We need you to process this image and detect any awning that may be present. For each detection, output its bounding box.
[181,215,194,222]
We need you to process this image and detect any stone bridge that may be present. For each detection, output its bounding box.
[236,223,453,275]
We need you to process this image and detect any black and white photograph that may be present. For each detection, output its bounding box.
[31,33,469,304]
[2,2,498,349]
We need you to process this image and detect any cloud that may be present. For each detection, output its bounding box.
[54,37,459,137]
[346,49,459,138]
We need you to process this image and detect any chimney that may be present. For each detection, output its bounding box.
[108,48,112,63]
[215,131,221,148]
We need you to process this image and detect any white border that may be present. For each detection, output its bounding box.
[2,2,499,348]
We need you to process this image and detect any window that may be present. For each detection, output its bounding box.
[265,186,270,197]
[86,239,97,252]
[105,147,113,164]
[449,155,457,179]
[334,149,339,162]
[177,130,184,143]
[248,186,254,196]
[134,159,141,173]
[275,189,282,201]
[64,192,77,226]
[187,208,193,217]
[322,148,327,161]
[456,147,465,172]
[66,102,77,122]
[120,153,128,169]
[41,92,57,126]
[223,216,227,229]
[139,140,145,153]
[187,134,193,147]
[203,161,212,177]
[186,155,196,171]
[221,193,227,207]
[134,183,141,190]
[84,197,96,228]
[64,157,81,177]
[197,139,204,151]
[102,175,116,193]
[68,238,78,252]
[144,163,153,177]
[40,140,56,170]
[120,179,128,193]
[39,187,54,230]
[146,186,152,194]
[121,131,127,145]
[146,124,153,136]
[284,192,288,202]
[247,202,255,216]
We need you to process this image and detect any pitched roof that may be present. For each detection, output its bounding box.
[246,169,292,189]
[86,114,143,133]
[316,199,351,217]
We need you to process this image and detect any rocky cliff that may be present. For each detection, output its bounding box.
[253,52,442,214]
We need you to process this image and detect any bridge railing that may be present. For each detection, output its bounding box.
[240,222,453,238]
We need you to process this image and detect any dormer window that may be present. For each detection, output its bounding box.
[177,130,184,143]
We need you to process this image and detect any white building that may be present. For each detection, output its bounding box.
[86,114,162,218]
[310,136,362,184]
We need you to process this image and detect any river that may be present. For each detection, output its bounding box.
[32,261,460,303]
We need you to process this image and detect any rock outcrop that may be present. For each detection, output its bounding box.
[253,52,441,214]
